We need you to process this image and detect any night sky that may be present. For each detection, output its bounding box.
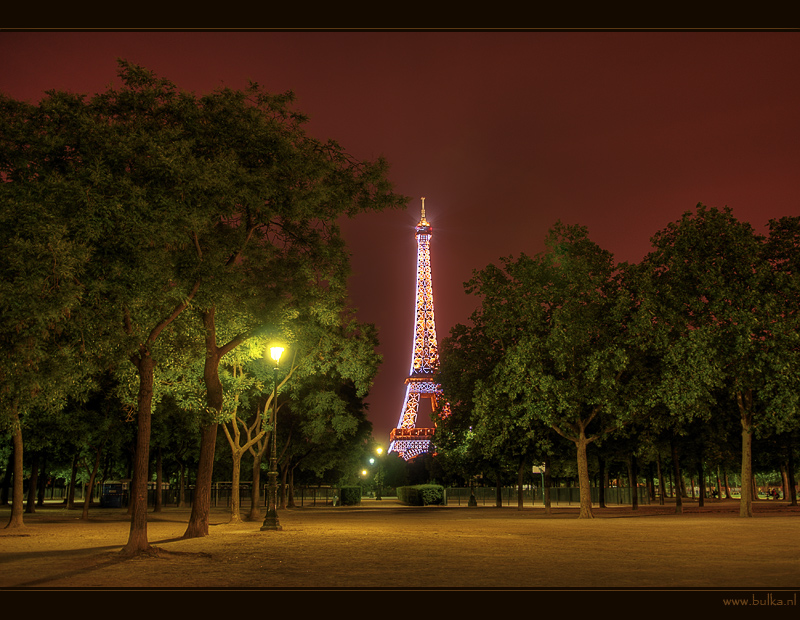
[2,31,799,443]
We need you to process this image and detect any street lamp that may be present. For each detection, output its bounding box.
[261,345,284,531]
[374,446,384,500]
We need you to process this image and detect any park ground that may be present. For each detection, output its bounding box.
[1,498,799,608]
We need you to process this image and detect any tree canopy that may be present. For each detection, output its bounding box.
[435,209,800,518]
[0,61,405,545]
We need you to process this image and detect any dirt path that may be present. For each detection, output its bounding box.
[1,499,798,592]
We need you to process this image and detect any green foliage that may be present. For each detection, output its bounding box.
[1,60,406,522]
[338,485,362,506]
[380,451,410,488]
[638,206,800,418]
[436,222,646,516]
[636,205,800,515]
[396,484,444,506]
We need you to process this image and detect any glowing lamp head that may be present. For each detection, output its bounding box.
[376,447,384,455]
[361,469,368,477]
[270,346,284,363]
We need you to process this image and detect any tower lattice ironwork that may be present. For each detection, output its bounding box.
[388,198,449,460]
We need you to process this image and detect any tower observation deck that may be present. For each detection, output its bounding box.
[388,198,449,460]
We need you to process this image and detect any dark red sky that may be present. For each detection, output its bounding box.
[2,31,799,443]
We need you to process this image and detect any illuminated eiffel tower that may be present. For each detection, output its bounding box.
[388,198,449,461]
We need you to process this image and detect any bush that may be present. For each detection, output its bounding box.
[339,486,362,506]
[397,484,444,506]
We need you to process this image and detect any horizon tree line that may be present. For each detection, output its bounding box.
[433,205,800,518]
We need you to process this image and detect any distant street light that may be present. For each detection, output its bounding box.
[261,345,284,531]
[374,446,384,500]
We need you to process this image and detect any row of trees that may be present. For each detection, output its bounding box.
[433,205,800,518]
[0,375,380,519]
[0,62,406,551]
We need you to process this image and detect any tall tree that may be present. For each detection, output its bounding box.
[0,94,95,528]
[435,312,551,505]
[163,75,404,539]
[217,345,297,524]
[639,205,800,518]
[245,308,381,518]
[463,223,649,518]
[434,257,511,499]
[0,61,405,550]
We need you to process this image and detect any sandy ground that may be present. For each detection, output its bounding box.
[1,498,798,605]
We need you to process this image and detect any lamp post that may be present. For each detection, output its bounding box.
[374,446,384,500]
[261,345,284,531]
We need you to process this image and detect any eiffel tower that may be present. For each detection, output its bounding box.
[388,198,449,460]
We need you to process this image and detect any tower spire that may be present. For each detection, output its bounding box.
[420,196,427,224]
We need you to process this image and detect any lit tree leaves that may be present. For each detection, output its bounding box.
[439,222,647,517]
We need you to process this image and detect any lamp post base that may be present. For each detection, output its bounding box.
[260,508,282,531]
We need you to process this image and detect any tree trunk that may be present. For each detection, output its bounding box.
[67,454,78,509]
[5,405,24,529]
[228,447,243,524]
[81,445,103,520]
[26,453,39,514]
[780,463,789,501]
[222,409,266,522]
[185,309,226,539]
[153,448,162,513]
[279,463,289,509]
[646,462,655,503]
[1,448,13,505]
[597,455,606,508]
[184,423,218,538]
[737,392,754,517]
[178,462,186,508]
[575,430,593,519]
[667,465,673,498]
[37,455,47,507]
[724,470,732,499]
[249,451,264,521]
[287,466,296,509]
[697,461,705,508]
[121,354,155,555]
[656,452,665,505]
[671,438,683,514]
[544,456,552,515]
[185,306,248,537]
[628,454,638,510]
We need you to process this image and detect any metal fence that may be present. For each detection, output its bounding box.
[443,486,651,506]
[166,483,341,508]
[26,482,649,508]
[157,484,651,508]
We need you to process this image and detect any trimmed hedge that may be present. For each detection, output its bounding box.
[397,484,445,506]
[339,486,362,506]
